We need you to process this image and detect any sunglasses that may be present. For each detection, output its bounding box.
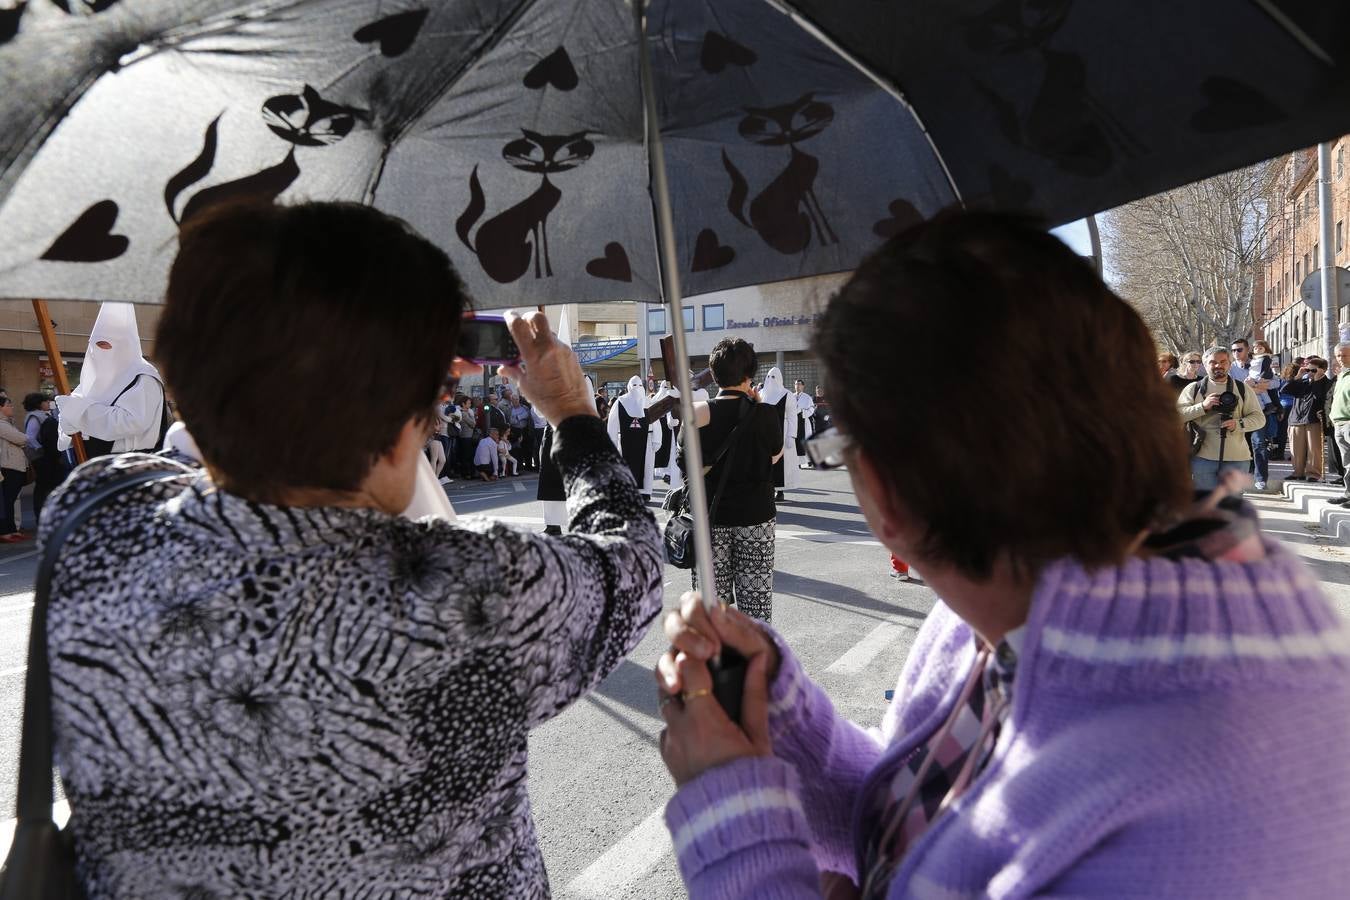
[805,427,854,470]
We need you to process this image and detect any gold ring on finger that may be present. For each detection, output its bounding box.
[681,688,712,702]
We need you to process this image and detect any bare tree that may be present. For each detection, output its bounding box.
[1103,163,1272,353]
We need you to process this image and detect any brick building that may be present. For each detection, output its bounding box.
[1259,139,1350,363]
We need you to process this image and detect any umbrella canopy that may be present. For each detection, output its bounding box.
[0,0,954,305]
[3,0,1347,308]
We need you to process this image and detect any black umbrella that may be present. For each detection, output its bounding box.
[1,0,1348,603]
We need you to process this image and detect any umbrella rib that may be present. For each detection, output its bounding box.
[1248,0,1336,66]
[362,0,546,204]
[753,0,964,207]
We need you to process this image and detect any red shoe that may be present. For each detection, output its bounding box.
[0,533,23,543]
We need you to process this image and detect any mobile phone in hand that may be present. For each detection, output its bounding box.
[456,316,521,365]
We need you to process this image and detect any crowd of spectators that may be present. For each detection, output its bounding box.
[1167,339,1350,498]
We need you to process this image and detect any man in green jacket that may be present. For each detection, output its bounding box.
[1326,342,1350,505]
[1177,346,1266,492]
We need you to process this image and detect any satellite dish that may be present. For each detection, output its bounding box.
[1299,266,1350,312]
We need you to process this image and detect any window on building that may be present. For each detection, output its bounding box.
[1314,243,1320,267]
[1339,146,1345,179]
[1295,261,1301,284]
[1338,220,1345,253]
[683,306,696,332]
[647,307,666,334]
[702,304,725,330]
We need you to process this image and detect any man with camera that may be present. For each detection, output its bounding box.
[1178,346,1266,491]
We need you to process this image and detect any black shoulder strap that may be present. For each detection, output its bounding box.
[706,399,755,520]
[111,373,171,450]
[15,468,178,822]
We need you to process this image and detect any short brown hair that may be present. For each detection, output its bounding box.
[158,201,467,501]
[814,211,1191,579]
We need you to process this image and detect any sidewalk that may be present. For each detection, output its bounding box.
[1247,456,1350,613]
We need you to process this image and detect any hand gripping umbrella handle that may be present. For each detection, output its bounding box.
[710,647,749,724]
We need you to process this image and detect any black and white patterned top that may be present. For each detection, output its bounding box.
[41,416,663,899]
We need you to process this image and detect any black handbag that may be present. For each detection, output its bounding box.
[0,468,172,900]
[665,400,752,569]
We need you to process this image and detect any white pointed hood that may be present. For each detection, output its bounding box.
[619,375,646,417]
[760,367,788,405]
[73,302,161,403]
[584,375,597,413]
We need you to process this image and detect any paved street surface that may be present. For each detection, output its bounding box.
[2,461,1348,898]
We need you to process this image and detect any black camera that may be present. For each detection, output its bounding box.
[1216,392,1238,419]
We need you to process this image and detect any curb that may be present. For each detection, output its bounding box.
[1279,480,1350,545]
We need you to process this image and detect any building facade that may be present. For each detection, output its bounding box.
[1259,138,1349,363]
[560,273,845,396]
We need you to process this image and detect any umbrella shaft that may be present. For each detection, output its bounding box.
[634,1,718,610]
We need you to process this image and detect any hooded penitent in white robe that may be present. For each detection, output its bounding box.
[760,367,799,489]
[607,375,662,495]
[55,302,166,454]
[542,375,596,529]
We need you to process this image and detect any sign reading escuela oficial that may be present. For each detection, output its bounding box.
[727,313,824,329]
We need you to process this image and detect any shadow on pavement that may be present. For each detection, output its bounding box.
[593,659,662,727]
[777,499,863,517]
[773,509,874,535]
[1291,554,1350,588]
[774,571,928,623]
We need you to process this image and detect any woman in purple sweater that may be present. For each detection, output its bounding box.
[654,212,1350,898]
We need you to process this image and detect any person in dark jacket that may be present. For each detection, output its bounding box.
[1280,356,1333,481]
[680,337,783,621]
[1165,351,1203,393]
[22,392,68,523]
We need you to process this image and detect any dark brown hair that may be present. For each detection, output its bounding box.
[157,201,467,502]
[814,210,1192,580]
[709,337,758,387]
[1157,352,1179,369]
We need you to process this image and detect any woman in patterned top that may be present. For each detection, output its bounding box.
[42,201,664,898]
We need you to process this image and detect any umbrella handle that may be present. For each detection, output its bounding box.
[710,647,748,724]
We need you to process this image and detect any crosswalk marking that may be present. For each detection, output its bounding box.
[825,620,915,675]
[564,806,670,898]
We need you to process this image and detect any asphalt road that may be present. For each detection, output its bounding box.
[8,459,1346,897]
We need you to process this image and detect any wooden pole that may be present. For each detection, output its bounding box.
[31,299,87,464]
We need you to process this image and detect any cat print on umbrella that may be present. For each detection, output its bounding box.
[164,85,357,226]
[455,130,594,284]
[721,93,839,256]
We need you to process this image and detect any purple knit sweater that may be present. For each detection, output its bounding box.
[665,541,1350,897]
